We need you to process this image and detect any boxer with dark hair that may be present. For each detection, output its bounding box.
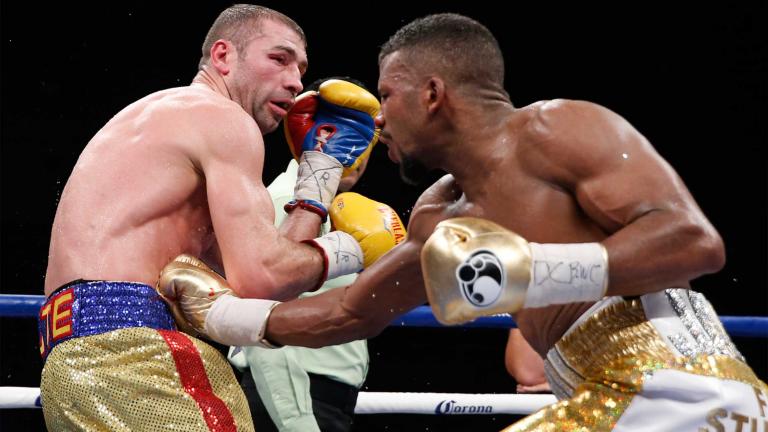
[165,13,767,431]
[39,4,382,431]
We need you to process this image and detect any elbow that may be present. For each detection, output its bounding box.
[699,230,726,275]
[504,357,520,380]
[505,358,546,385]
[682,219,726,276]
[228,271,281,300]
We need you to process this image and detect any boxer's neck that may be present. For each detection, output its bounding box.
[440,105,517,196]
[191,66,231,100]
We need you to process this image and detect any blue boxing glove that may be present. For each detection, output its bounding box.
[286,79,380,176]
[284,80,380,219]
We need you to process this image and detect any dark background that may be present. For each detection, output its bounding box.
[1,2,765,431]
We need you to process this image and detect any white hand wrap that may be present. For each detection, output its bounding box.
[205,294,281,348]
[524,242,609,308]
[309,231,364,280]
[294,151,342,210]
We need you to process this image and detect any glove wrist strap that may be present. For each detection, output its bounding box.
[284,199,328,223]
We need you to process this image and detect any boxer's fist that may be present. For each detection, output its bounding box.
[156,254,233,337]
[421,218,530,324]
[157,254,280,347]
[285,79,380,178]
[330,192,406,268]
[421,217,608,325]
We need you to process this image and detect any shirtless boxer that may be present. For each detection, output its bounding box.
[38,5,381,431]
[164,13,768,431]
[228,77,403,432]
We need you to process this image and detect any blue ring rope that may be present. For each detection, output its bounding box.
[2,294,766,338]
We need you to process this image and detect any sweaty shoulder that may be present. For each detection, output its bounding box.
[413,174,460,210]
[175,87,258,138]
[523,99,626,145]
[146,87,263,166]
[518,99,645,184]
[407,174,461,243]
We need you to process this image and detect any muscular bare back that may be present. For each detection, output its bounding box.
[44,86,264,295]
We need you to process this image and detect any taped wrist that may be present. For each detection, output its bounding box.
[204,294,281,348]
[303,231,363,290]
[524,242,609,308]
[294,151,342,210]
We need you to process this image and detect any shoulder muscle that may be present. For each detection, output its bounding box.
[523,99,654,186]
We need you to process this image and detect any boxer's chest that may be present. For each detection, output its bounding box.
[451,180,587,243]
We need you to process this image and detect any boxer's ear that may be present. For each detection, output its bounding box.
[425,77,445,116]
[210,40,236,75]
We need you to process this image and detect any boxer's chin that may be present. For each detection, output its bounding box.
[399,155,430,186]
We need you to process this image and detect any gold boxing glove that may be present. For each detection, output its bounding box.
[330,192,407,268]
[157,254,280,347]
[156,254,231,337]
[421,217,608,325]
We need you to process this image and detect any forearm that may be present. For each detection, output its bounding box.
[603,209,724,297]
[279,208,323,242]
[270,194,323,242]
[226,236,325,301]
[505,330,546,385]
[226,215,366,302]
[267,242,426,347]
[266,288,365,348]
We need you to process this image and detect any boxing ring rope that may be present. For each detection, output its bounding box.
[2,294,767,414]
[0,386,557,414]
[3,294,767,336]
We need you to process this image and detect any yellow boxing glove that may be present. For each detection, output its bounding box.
[330,192,406,268]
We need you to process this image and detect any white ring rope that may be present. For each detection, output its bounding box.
[0,386,555,415]
[355,392,557,415]
[0,387,42,409]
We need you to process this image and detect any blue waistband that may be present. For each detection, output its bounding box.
[38,280,176,361]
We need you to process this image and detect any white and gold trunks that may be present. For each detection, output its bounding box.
[505,289,767,431]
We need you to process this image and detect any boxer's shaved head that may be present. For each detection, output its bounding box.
[199,4,306,69]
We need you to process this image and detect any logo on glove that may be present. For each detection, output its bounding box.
[456,250,505,307]
[313,124,338,151]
